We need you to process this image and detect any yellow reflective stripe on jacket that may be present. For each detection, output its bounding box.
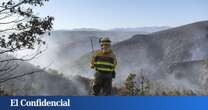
[95,61,115,67]
[96,67,114,72]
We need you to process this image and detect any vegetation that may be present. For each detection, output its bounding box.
[117,73,149,96]
[0,0,54,84]
[0,85,10,95]
[117,73,196,96]
[0,68,199,96]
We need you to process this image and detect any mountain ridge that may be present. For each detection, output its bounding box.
[71,20,208,94]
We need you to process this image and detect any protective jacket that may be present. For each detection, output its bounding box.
[91,49,117,74]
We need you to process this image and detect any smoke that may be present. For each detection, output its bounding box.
[24,30,143,75]
[4,22,208,95]
[2,68,89,95]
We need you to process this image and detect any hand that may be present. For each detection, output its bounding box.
[90,64,94,69]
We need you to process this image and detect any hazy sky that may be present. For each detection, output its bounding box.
[34,0,208,30]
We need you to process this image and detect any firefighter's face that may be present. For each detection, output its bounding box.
[101,43,111,52]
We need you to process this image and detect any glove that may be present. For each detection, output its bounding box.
[90,64,95,69]
[91,65,94,69]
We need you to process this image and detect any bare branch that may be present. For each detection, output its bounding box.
[0,51,41,63]
[0,1,25,13]
[0,66,12,72]
[0,60,52,84]
[0,55,37,63]
[0,64,19,78]
[0,13,12,20]
[0,48,17,54]
[0,11,11,15]
[0,69,44,84]
[0,27,18,32]
[0,17,25,24]
[0,60,10,70]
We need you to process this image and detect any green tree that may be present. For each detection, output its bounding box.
[124,73,138,95]
[0,0,54,84]
[118,73,150,96]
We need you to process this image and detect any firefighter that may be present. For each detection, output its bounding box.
[90,37,117,95]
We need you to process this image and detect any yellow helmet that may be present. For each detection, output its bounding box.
[99,37,111,45]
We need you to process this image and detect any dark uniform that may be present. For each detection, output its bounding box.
[91,49,117,95]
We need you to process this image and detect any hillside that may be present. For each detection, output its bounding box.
[0,60,89,95]
[71,21,208,94]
